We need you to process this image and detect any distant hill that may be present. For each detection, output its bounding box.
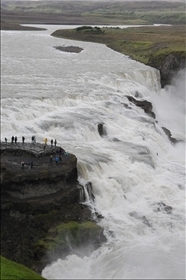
[1,0,185,29]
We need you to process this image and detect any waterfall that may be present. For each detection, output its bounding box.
[1,25,185,279]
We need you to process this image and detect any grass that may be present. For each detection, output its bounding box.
[0,256,46,280]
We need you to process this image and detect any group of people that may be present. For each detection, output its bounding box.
[4,135,58,147]
[6,136,19,144]
[3,135,70,169]
[44,138,57,147]
[5,135,33,144]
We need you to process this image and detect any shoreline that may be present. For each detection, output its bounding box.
[1,21,185,86]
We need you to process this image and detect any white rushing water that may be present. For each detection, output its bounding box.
[1,25,185,279]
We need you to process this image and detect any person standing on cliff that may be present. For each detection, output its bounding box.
[31,135,36,143]
[11,136,14,143]
[5,137,7,145]
[22,136,25,144]
[15,136,17,144]
[54,139,57,147]
[51,139,53,147]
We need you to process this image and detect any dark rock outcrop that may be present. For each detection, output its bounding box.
[149,52,186,87]
[0,142,106,273]
[98,123,107,137]
[126,95,156,119]
[162,126,178,144]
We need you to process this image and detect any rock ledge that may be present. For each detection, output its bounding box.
[0,142,106,273]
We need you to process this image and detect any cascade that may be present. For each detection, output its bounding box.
[1,25,185,280]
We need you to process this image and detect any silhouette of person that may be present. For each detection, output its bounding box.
[54,139,57,147]
[31,136,36,143]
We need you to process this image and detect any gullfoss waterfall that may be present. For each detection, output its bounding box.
[1,26,185,279]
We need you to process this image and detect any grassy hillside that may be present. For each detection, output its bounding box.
[0,256,46,280]
[1,0,186,29]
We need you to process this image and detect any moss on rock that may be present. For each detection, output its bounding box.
[34,221,106,261]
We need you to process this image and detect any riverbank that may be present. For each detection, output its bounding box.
[2,21,185,86]
[51,25,186,87]
[1,1,185,86]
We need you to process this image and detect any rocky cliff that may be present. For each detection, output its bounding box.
[0,142,106,273]
[148,51,186,87]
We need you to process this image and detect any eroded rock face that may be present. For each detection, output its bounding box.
[160,54,185,87]
[1,142,78,198]
[149,52,186,87]
[161,126,178,144]
[0,142,106,273]
[126,95,156,119]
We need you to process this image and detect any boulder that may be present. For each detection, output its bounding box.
[97,123,107,137]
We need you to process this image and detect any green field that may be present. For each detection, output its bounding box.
[0,256,46,280]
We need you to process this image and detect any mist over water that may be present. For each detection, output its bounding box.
[1,25,185,279]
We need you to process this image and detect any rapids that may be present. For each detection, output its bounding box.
[1,25,185,279]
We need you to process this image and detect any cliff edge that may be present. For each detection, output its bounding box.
[0,142,106,273]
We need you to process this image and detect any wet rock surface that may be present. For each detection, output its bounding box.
[0,142,106,273]
[126,95,156,119]
[149,52,186,87]
[161,126,179,144]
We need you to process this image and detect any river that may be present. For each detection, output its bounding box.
[1,25,185,279]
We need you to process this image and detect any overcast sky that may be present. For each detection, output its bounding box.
[1,0,185,4]
[2,0,185,2]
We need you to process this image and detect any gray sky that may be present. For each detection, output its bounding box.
[2,0,185,1]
